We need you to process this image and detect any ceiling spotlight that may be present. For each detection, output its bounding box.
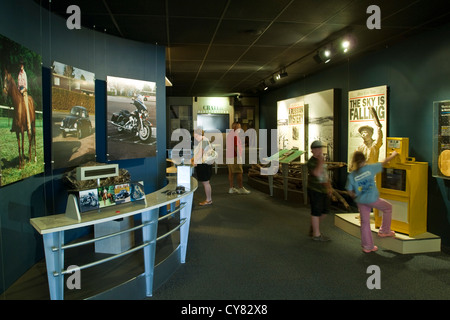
[276,69,288,80]
[341,40,350,53]
[260,81,268,91]
[279,71,288,78]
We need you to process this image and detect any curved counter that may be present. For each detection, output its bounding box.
[30,177,198,300]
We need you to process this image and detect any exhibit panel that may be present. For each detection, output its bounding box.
[51,61,96,169]
[277,89,336,162]
[0,34,44,186]
[348,85,387,169]
[433,100,450,179]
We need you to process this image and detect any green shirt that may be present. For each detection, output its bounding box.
[307,156,328,193]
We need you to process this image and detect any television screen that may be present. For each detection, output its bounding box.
[197,114,230,133]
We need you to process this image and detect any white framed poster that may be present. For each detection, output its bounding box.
[277,89,335,162]
[277,97,305,160]
[348,85,387,170]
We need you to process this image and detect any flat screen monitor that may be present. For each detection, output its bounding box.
[381,168,407,191]
[197,114,230,133]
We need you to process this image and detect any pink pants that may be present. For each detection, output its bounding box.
[357,198,392,250]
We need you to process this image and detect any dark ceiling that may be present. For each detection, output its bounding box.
[35,0,450,97]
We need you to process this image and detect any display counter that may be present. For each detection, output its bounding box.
[30,176,197,300]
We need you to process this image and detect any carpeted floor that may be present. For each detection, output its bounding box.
[149,170,450,300]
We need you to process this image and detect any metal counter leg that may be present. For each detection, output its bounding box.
[141,209,158,297]
[42,231,65,300]
[180,193,193,263]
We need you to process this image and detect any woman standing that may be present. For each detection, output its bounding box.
[346,150,398,253]
[192,129,213,206]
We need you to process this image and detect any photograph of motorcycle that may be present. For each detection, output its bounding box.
[110,95,152,142]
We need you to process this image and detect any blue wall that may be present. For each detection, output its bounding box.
[0,0,166,294]
[260,22,450,246]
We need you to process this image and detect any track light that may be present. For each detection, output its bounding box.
[341,40,350,53]
[314,47,334,64]
[260,81,268,91]
[275,69,288,80]
[313,33,355,64]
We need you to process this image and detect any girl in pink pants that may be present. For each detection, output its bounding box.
[357,199,393,252]
[346,151,398,253]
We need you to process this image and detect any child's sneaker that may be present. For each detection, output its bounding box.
[237,187,251,194]
[228,187,238,194]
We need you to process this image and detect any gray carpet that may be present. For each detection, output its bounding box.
[149,171,450,300]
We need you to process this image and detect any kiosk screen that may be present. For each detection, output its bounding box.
[381,168,407,191]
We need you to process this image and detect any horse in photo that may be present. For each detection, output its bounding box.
[2,68,37,168]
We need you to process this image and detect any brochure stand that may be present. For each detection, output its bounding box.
[65,193,81,221]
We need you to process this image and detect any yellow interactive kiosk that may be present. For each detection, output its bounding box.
[374,138,428,236]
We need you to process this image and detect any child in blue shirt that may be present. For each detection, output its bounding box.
[346,150,398,253]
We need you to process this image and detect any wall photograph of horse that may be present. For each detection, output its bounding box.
[0,34,44,187]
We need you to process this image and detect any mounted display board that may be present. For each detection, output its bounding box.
[106,76,157,161]
[348,85,387,170]
[433,100,450,179]
[51,61,96,169]
[0,33,44,186]
[277,89,335,162]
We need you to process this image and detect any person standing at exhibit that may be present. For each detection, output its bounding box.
[346,150,398,253]
[17,60,31,132]
[226,122,250,194]
[307,140,332,241]
[192,129,213,206]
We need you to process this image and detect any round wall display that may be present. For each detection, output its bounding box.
[438,149,450,176]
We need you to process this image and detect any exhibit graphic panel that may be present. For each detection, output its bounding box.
[51,61,96,169]
[348,85,387,170]
[433,100,450,179]
[0,34,44,186]
[305,89,335,161]
[277,97,305,159]
[107,76,157,161]
[277,89,335,162]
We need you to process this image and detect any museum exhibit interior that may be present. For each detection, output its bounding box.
[2,0,450,301]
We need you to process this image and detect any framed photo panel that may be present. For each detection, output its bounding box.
[0,34,44,186]
[51,61,96,169]
[106,76,157,161]
[348,85,387,170]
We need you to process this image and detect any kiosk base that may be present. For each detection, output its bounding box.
[335,213,441,254]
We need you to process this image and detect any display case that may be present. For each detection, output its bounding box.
[432,100,450,179]
[374,137,428,236]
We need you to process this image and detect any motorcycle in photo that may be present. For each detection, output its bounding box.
[110,95,152,142]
